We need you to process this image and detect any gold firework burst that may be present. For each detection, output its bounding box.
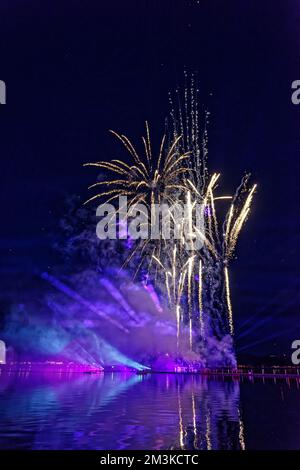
[84,122,190,212]
[84,79,257,346]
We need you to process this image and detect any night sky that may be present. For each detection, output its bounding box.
[0,0,299,358]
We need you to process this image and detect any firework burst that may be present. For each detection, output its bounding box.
[84,122,190,209]
[84,75,257,356]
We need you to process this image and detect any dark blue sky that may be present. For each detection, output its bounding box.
[0,0,299,357]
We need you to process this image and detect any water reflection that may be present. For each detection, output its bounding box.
[174,377,244,450]
[0,370,298,449]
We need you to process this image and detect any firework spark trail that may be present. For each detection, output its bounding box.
[198,259,204,336]
[225,184,257,259]
[188,255,194,351]
[176,304,181,351]
[224,266,234,335]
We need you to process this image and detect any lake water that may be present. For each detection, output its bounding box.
[0,370,299,450]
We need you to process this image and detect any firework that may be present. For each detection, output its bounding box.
[84,74,256,353]
[84,122,190,209]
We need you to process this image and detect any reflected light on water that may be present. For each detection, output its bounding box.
[0,370,299,450]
